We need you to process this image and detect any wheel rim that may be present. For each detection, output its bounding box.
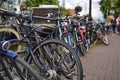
[0,28,23,51]
[32,40,82,80]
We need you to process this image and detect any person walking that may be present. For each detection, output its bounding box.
[116,15,120,35]
[107,13,114,33]
[111,18,116,36]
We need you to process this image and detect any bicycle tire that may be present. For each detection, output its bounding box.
[74,32,87,56]
[79,41,87,55]
[83,36,89,53]
[32,39,83,80]
[101,35,109,45]
[3,57,42,80]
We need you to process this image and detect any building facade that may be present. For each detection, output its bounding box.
[4,0,25,13]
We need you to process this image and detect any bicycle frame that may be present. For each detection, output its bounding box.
[0,40,17,80]
[0,3,83,79]
[0,8,53,73]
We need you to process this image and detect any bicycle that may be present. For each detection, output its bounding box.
[57,16,77,50]
[0,39,42,80]
[90,22,109,45]
[70,15,89,56]
[0,1,83,79]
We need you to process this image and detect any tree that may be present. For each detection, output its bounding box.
[24,0,58,7]
[113,0,120,18]
[23,0,70,16]
[99,0,120,19]
[60,7,71,16]
[99,0,111,19]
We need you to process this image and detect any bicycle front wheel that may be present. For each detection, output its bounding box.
[2,57,42,80]
[32,39,83,80]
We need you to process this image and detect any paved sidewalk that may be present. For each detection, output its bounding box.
[81,35,120,80]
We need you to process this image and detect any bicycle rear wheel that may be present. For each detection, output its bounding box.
[101,35,109,45]
[32,39,83,80]
[2,57,41,80]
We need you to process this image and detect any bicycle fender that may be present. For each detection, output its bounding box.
[4,50,17,58]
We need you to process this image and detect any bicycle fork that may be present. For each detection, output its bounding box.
[67,33,72,46]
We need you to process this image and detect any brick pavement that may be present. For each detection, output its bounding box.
[80,35,120,80]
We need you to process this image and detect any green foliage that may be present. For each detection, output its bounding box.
[99,0,120,19]
[113,0,120,18]
[24,0,58,7]
[23,0,70,17]
[60,7,71,16]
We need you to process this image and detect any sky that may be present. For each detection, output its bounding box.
[58,0,104,21]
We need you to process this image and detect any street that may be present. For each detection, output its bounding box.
[81,34,120,80]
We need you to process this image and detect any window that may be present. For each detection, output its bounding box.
[18,0,21,4]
